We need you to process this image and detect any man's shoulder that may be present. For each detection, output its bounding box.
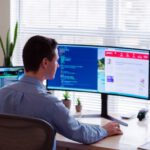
[0,84,16,91]
[40,92,60,103]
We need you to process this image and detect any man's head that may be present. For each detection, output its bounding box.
[23,35,59,80]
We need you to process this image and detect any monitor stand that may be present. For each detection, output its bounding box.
[80,93,128,126]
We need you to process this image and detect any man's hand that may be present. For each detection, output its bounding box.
[102,122,123,136]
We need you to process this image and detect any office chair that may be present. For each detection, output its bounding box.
[0,114,55,150]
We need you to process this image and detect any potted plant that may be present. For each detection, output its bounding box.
[0,22,18,66]
[75,97,82,112]
[62,91,71,110]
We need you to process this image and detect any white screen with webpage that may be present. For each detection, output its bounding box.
[98,47,149,99]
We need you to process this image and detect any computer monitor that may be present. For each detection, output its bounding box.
[47,44,150,99]
[46,44,150,126]
[0,66,24,88]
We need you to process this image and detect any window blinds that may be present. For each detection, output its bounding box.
[12,0,150,114]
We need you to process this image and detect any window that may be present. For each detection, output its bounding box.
[11,0,150,114]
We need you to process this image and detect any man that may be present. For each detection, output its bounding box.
[0,35,122,149]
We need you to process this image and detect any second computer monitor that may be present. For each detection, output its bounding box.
[0,66,24,88]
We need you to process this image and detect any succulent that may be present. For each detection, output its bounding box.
[76,97,81,106]
[63,91,70,100]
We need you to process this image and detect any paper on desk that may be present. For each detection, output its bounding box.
[138,141,150,150]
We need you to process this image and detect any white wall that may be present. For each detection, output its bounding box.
[0,0,10,65]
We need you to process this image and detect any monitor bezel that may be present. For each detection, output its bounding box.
[0,66,24,75]
[0,66,24,69]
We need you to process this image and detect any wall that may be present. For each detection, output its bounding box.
[0,0,10,65]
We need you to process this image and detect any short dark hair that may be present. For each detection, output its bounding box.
[23,35,58,72]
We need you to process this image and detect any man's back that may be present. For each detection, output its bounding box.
[0,75,108,145]
[0,76,58,120]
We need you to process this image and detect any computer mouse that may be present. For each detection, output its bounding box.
[137,109,148,121]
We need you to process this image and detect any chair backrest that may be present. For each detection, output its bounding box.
[0,114,55,150]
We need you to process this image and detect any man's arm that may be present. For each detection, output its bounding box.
[51,100,123,144]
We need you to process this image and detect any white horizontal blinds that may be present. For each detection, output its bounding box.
[109,96,150,115]
[20,0,50,28]
[19,1,106,31]
[11,0,22,66]
[116,0,150,48]
[12,0,150,114]
[73,92,101,112]
[13,0,150,63]
[50,0,106,29]
[54,91,150,114]
[13,0,106,65]
[53,91,101,112]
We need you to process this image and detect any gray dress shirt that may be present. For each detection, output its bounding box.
[0,75,108,149]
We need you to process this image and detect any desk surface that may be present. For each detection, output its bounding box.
[56,114,150,150]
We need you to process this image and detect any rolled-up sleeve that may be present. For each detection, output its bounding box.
[51,100,108,144]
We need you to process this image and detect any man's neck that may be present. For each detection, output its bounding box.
[25,71,44,82]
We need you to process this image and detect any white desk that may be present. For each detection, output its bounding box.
[56,114,150,150]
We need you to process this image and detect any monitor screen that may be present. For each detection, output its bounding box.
[47,44,150,99]
[0,66,24,88]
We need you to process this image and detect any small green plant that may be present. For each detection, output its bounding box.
[63,91,70,100]
[76,97,81,106]
[62,91,71,109]
[0,22,18,66]
[75,97,82,112]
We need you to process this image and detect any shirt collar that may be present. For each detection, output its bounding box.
[20,75,46,90]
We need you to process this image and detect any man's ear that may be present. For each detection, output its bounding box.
[41,57,49,68]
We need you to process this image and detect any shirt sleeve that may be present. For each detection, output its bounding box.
[51,100,108,144]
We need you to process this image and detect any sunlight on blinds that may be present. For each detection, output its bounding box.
[11,0,150,114]
[54,90,150,115]
[20,0,106,29]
